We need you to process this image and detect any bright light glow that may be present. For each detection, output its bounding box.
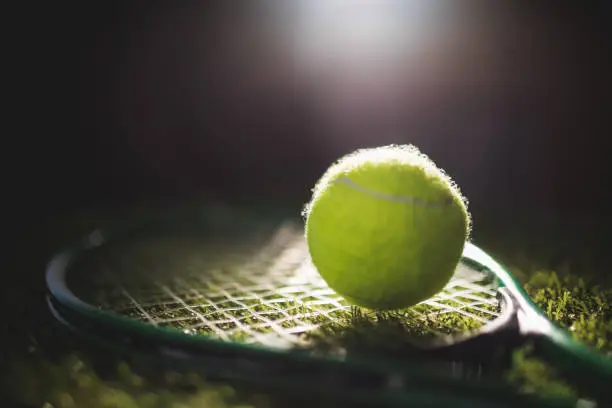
[293,0,438,75]
[287,0,447,145]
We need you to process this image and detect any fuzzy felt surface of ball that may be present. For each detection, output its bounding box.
[303,145,470,310]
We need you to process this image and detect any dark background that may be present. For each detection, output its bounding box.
[3,2,612,401]
[12,1,612,238]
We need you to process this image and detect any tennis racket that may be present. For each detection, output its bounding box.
[45,206,612,406]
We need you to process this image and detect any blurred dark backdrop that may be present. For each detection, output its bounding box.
[12,1,612,234]
[4,2,612,399]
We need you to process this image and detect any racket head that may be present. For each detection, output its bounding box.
[46,207,507,358]
[44,206,612,406]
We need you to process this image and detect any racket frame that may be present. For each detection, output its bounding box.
[45,212,612,404]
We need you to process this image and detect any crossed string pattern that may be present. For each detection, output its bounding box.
[76,222,501,349]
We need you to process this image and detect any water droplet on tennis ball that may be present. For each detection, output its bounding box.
[304,145,470,310]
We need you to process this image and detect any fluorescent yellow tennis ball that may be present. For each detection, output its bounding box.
[303,145,470,310]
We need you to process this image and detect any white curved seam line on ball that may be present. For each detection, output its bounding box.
[333,177,452,207]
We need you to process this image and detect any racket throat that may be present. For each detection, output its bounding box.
[417,289,526,371]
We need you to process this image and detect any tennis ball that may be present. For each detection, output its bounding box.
[303,144,470,310]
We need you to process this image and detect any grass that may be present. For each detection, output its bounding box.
[3,204,612,407]
[525,271,611,352]
[503,270,612,401]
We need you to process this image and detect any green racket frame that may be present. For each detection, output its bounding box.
[45,209,612,406]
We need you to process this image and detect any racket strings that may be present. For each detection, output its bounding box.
[71,223,501,349]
